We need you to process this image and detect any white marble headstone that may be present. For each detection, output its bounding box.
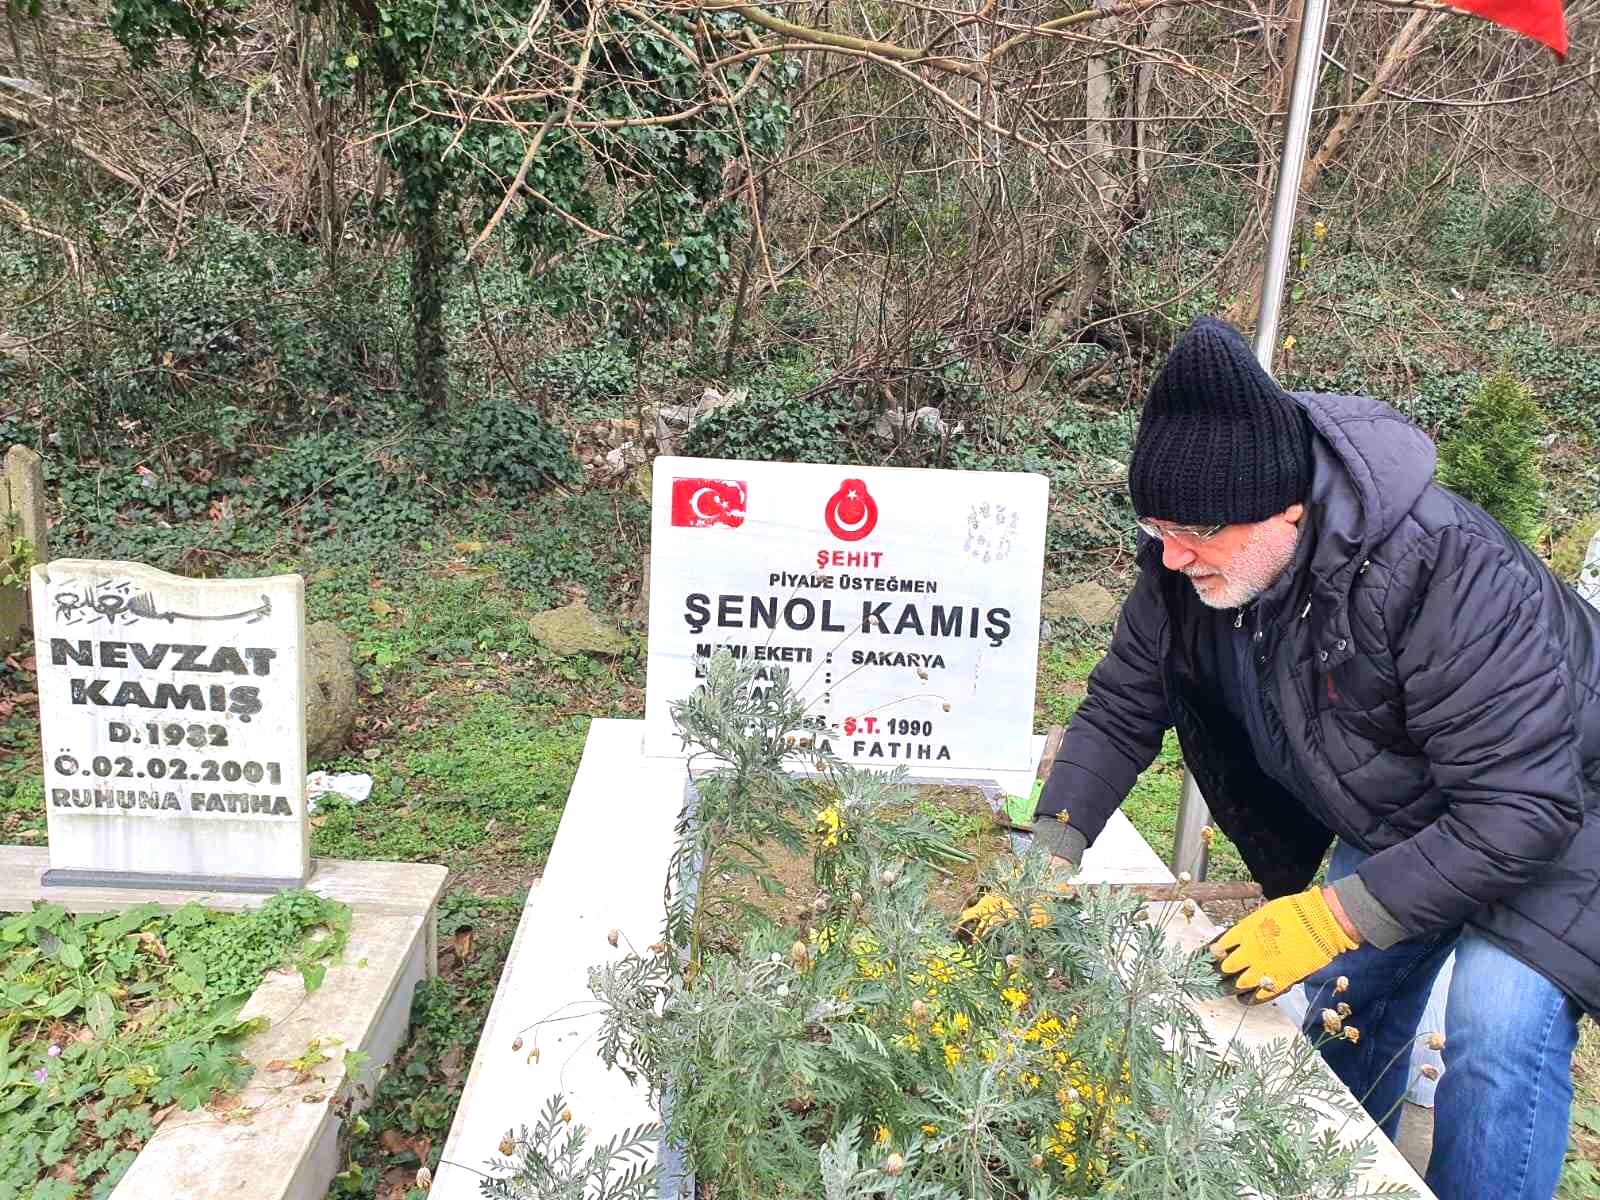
[644,456,1048,772]
[1578,530,1600,612]
[30,560,308,890]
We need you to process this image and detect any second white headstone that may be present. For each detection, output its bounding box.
[31,559,309,890]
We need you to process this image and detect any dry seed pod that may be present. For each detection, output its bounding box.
[1031,1154,1045,1170]
[1320,1009,1343,1035]
[499,1136,516,1155]
[851,891,863,906]
[1421,1064,1440,1080]
[511,1036,523,1052]
[649,942,665,955]
[790,940,809,966]
[607,929,620,947]
[881,868,899,886]
[1343,1026,1361,1044]
[416,1166,433,1190]
[885,1152,905,1177]
[1334,975,1350,994]
[812,896,828,914]
[561,1109,573,1123]
[1005,954,1023,972]
[1428,1031,1446,1051]
[910,999,929,1023]
[1336,1002,1352,1018]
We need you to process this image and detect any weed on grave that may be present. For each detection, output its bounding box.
[0,892,348,1197]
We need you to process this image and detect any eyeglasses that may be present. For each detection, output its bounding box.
[1136,518,1226,544]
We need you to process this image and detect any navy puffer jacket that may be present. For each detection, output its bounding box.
[1038,392,1600,1015]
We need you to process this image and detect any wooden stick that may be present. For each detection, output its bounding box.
[993,724,1065,831]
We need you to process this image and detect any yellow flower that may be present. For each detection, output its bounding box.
[1313,220,1328,241]
[1281,334,1297,352]
[1001,986,1029,1009]
[943,1043,961,1068]
[815,804,845,849]
[950,1012,971,1036]
[921,1123,939,1137]
[875,1125,891,1144]
[926,957,956,985]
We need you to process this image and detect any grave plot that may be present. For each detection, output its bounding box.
[436,459,1433,1199]
[3,559,446,1200]
[0,853,444,1200]
[434,715,1430,1199]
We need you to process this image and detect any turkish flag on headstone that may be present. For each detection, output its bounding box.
[1448,0,1568,58]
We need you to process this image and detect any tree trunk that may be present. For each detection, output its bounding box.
[1130,1,1175,205]
[1007,0,1116,397]
[408,193,450,412]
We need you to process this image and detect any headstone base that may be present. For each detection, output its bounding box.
[40,867,310,894]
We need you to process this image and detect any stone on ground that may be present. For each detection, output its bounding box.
[1042,581,1119,626]
[529,601,628,657]
[306,619,359,762]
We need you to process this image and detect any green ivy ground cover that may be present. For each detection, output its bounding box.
[0,891,349,1200]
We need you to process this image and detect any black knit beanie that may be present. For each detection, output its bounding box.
[1128,317,1311,525]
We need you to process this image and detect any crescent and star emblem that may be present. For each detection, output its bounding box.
[824,479,879,541]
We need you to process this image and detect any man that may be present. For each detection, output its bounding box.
[1031,316,1600,1200]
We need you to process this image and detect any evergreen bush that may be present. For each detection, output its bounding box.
[1435,368,1546,549]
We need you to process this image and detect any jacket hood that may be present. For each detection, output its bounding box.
[1294,392,1437,668]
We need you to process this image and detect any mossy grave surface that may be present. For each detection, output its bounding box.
[711,783,1011,932]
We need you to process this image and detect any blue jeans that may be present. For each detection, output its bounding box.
[1299,842,1583,1200]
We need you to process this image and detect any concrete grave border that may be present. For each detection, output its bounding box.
[0,848,447,1200]
[434,719,1434,1199]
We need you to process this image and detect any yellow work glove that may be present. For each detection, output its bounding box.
[1210,888,1358,1003]
[957,893,1050,939]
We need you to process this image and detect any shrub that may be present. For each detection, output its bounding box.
[1435,368,1546,548]
[685,360,855,464]
[1485,187,1554,272]
[485,654,1413,1200]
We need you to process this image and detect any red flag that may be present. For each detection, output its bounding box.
[1448,0,1567,58]
[670,478,747,528]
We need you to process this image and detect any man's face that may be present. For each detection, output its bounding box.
[1149,505,1304,609]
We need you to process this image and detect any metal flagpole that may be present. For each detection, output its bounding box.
[1171,0,1333,880]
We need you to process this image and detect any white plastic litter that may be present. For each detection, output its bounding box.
[306,770,374,813]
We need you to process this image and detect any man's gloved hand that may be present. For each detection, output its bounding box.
[1210,887,1359,1003]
